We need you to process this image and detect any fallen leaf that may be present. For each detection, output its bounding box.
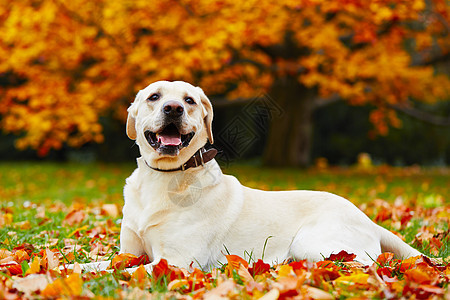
[63,209,86,226]
[41,273,83,298]
[226,255,249,270]
[377,252,394,265]
[258,288,280,300]
[101,204,119,218]
[111,253,150,270]
[12,274,50,298]
[327,250,357,262]
[277,264,294,278]
[130,264,149,289]
[249,259,270,276]
[335,273,369,285]
[404,268,432,285]
[44,248,59,270]
[168,279,189,291]
[203,279,236,299]
[151,259,184,282]
[25,256,41,275]
[304,285,334,299]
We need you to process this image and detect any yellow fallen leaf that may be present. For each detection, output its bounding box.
[41,273,83,297]
[168,279,189,291]
[335,273,369,285]
[278,265,293,278]
[25,256,41,275]
[68,225,89,237]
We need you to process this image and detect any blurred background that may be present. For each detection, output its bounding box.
[1,0,449,167]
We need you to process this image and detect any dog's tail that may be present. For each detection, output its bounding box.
[378,225,422,259]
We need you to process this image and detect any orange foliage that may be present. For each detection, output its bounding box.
[0,0,449,154]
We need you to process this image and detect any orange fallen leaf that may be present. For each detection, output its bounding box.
[111,253,150,270]
[404,268,432,285]
[41,273,83,298]
[0,248,12,259]
[14,249,30,263]
[130,264,149,289]
[226,255,249,270]
[377,252,395,266]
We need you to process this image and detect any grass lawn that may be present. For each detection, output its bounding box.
[0,161,449,298]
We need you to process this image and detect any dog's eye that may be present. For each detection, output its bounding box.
[184,97,196,105]
[147,93,160,101]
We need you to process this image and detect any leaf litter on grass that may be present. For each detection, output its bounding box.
[0,163,449,298]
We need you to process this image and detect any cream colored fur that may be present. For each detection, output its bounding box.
[73,81,421,273]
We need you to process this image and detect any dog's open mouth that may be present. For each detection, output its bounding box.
[144,124,194,155]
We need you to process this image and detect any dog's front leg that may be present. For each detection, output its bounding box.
[59,260,112,273]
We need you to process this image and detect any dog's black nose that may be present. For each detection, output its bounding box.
[163,101,184,117]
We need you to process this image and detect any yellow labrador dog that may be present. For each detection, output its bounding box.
[78,80,420,272]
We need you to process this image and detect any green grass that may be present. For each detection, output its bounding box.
[1,161,448,206]
[0,162,448,298]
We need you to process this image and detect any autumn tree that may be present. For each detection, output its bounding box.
[0,0,449,165]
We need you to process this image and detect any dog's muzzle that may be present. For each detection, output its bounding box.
[144,123,195,156]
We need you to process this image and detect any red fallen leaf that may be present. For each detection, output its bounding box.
[289,260,309,272]
[1,262,22,275]
[327,250,356,262]
[377,252,394,266]
[111,253,150,270]
[63,209,86,226]
[400,210,413,226]
[248,259,270,276]
[374,208,391,222]
[377,266,395,278]
[13,243,34,255]
[152,259,184,282]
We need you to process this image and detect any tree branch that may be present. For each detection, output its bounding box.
[388,103,450,126]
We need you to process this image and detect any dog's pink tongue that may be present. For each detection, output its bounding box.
[158,134,182,146]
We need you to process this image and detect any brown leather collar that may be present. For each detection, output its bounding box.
[145,147,218,172]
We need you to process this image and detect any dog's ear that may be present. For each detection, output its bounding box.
[197,87,214,144]
[126,91,141,140]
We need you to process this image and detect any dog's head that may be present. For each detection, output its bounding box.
[126,81,213,169]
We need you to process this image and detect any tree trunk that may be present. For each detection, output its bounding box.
[263,77,315,167]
